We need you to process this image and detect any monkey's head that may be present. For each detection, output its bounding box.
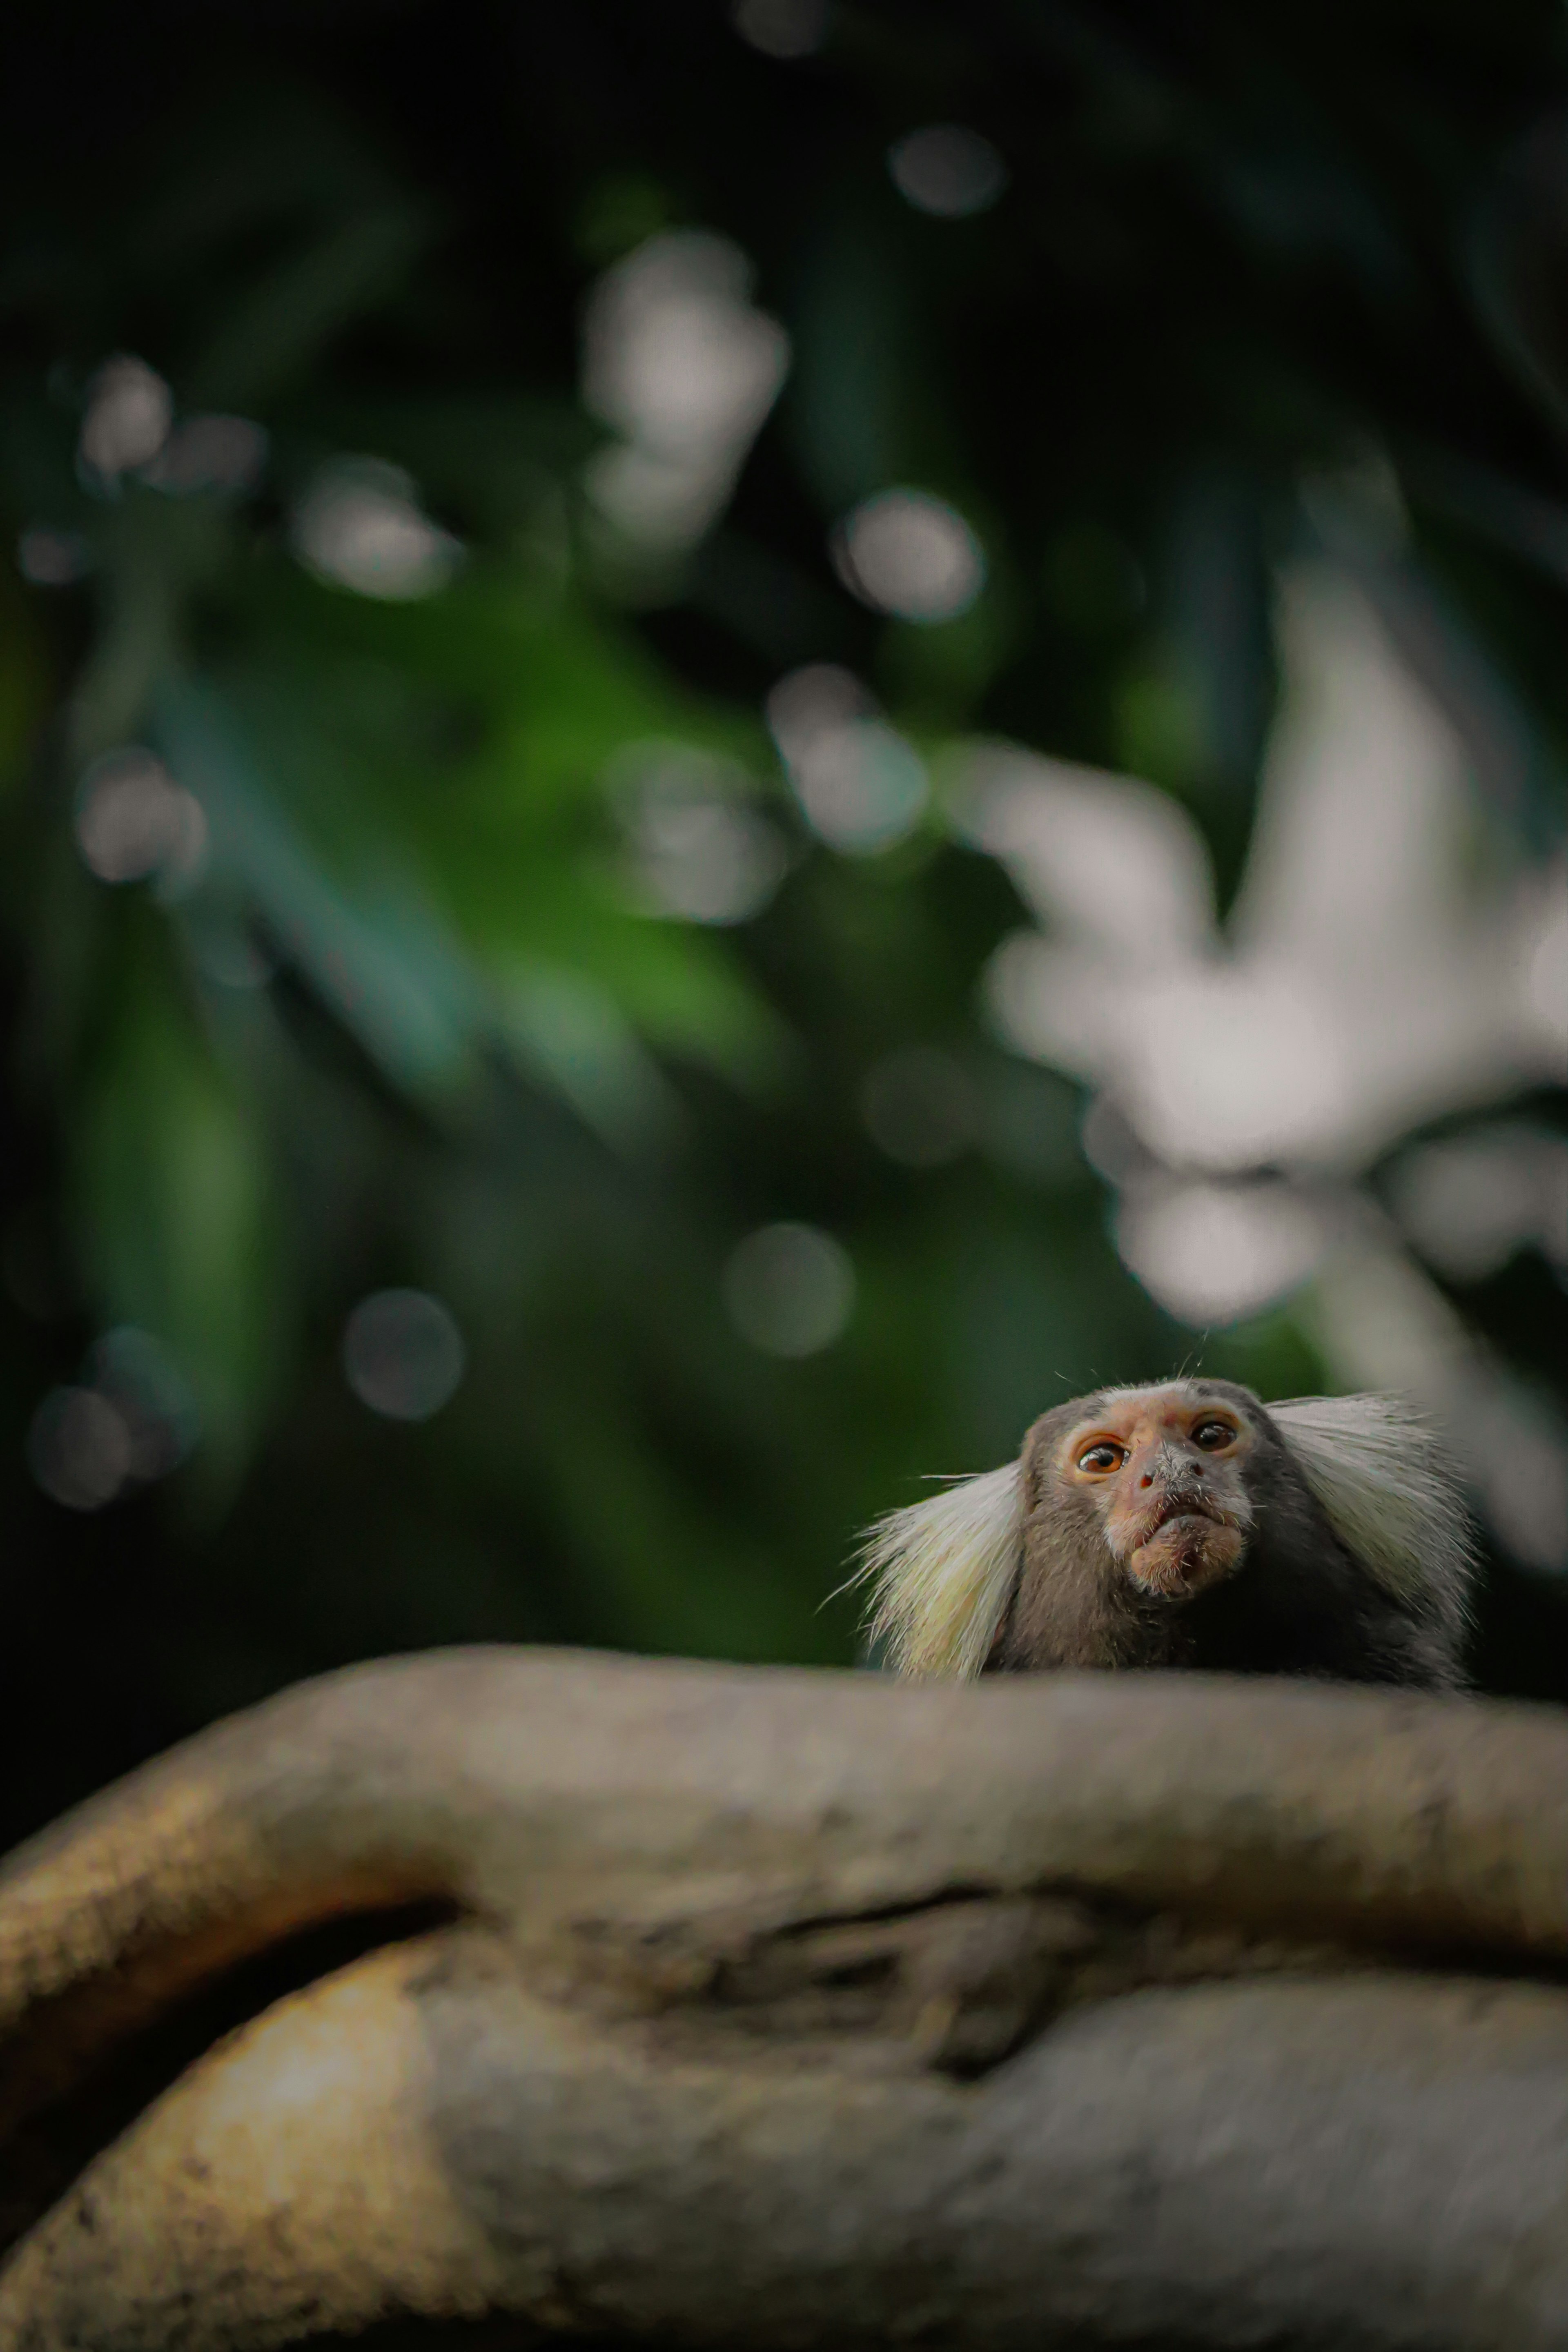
[1029,1380,1255,1604]
[858,1378,1473,1682]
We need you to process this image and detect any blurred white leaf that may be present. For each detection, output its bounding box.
[960,743,1215,961]
[1114,1178,1330,1325]
[981,565,1567,1174]
[582,230,789,554]
[1389,1125,1568,1280]
[767,665,927,851]
[292,457,460,599]
[1305,1235,1568,1571]
[79,355,172,481]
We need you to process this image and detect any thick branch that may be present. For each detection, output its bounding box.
[8,1926,1568,2349]
[4,1650,1568,2347]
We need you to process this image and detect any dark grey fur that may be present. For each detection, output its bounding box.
[987,1379,1467,1690]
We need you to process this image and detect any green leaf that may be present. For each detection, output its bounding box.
[497,964,683,1151]
[154,673,486,1105]
[0,566,50,795]
[72,924,286,1496]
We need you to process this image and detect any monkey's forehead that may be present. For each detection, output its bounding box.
[1051,1376,1258,1429]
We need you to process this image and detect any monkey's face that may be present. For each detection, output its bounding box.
[1055,1382,1256,1601]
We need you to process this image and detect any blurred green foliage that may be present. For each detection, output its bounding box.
[0,1,1565,1840]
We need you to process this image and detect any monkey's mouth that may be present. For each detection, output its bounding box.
[1139,1492,1226,1542]
[1125,1495,1243,1600]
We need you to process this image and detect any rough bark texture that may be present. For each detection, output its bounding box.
[3,1648,1568,2348]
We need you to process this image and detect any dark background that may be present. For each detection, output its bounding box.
[1,0,1565,1854]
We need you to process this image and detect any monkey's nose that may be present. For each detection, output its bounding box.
[1140,1450,1203,1489]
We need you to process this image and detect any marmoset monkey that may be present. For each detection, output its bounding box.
[861,1380,1474,1689]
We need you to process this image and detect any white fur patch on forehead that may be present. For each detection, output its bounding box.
[1065,1379,1235,1429]
[1270,1393,1477,1608]
[855,1462,1022,1681]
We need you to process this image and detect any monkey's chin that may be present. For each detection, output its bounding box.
[1125,1517,1244,1603]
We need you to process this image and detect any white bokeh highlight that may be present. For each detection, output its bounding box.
[343,1290,467,1421]
[610,742,788,925]
[1304,1234,1568,1573]
[724,1223,855,1358]
[888,125,1008,218]
[17,528,90,586]
[87,1326,200,1481]
[766,665,928,853]
[79,356,172,482]
[74,749,207,889]
[583,231,789,554]
[1389,1126,1568,1283]
[143,415,268,497]
[27,1325,198,1511]
[833,489,985,623]
[1114,1180,1330,1327]
[292,459,460,601]
[731,0,827,57]
[28,1390,132,1511]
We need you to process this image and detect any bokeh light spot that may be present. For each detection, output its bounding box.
[1390,1127,1568,1282]
[1114,1180,1328,1327]
[292,459,461,600]
[732,0,827,58]
[143,414,268,497]
[27,1387,134,1511]
[766,666,928,852]
[887,125,1008,218]
[582,231,789,555]
[343,1289,467,1421]
[17,527,90,586]
[88,1326,200,1481]
[831,490,984,623]
[860,1047,978,1167]
[78,355,172,481]
[723,1223,855,1357]
[961,746,1215,963]
[609,741,788,924]
[74,749,208,889]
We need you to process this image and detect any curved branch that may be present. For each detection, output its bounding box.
[7,1923,1568,2348]
[5,1650,1568,2346]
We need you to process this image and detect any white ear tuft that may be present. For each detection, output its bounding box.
[856,1462,1024,1680]
[1269,1393,1476,1613]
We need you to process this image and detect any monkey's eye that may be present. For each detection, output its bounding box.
[1192,1419,1236,1450]
[1076,1441,1125,1474]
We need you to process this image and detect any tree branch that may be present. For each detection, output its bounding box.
[4,1650,1568,2345]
